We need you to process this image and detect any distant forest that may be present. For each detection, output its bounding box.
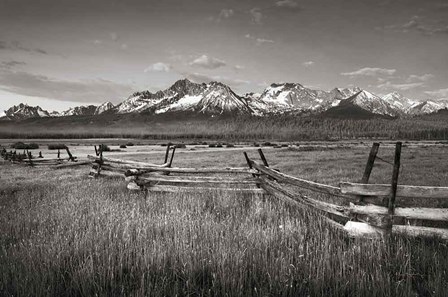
[0,112,448,141]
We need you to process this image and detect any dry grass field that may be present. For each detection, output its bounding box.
[1,140,448,296]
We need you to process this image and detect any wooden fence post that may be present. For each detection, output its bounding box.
[386,142,402,231]
[94,145,98,156]
[359,143,380,203]
[243,152,253,169]
[164,144,171,164]
[257,148,269,167]
[27,151,34,167]
[65,147,76,162]
[57,149,60,159]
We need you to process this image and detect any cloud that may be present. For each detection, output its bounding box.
[190,55,226,69]
[425,88,448,99]
[303,61,315,67]
[245,34,274,45]
[184,72,250,86]
[120,43,128,50]
[234,65,245,71]
[0,40,47,55]
[275,0,300,9]
[341,67,396,77]
[250,8,263,25]
[380,16,448,35]
[93,40,102,45]
[256,38,274,44]
[218,9,234,20]
[0,69,134,103]
[377,81,424,91]
[209,8,235,22]
[144,62,171,72]
[0,61,26,69]
[406,73,434,83]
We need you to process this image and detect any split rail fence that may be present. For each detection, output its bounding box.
[1,146,78,166]
[86,142,448,240]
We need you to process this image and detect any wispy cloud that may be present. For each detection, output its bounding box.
[303,61,315,67]
[379,16,448,36]
[425,88,448,99]
[245,34,274,45]
[144,62,171,72]
[377,81,424,91]
[406,73,434,83]
[275,0,300,9]
[0,61,26,69]
[184,72,250,87]
[190,55,226,69]
[0,69,133,103]
[250,8,263,25]
[0,40,48,55]
[341,67,396,77]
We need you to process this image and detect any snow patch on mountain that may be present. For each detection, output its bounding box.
[95,102,114,115]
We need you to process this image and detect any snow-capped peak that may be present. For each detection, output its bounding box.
[95,102,115,115]
[382,92,417,110]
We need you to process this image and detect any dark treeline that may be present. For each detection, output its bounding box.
[0,114,448,141]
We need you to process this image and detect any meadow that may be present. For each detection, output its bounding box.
[1,141,448,296]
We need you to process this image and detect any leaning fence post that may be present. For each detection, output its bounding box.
[386,142,402,231]
[94,145,98,156]
[359,143,380,203]
[257,148,269,167]
[168,147,176,168]
[164,144,171,164]
[65,147,75,162]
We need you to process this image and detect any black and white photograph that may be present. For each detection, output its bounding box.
[1,0,448,296]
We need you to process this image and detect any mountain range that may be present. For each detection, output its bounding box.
[2,79,447,121]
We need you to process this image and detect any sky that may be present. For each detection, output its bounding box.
[1,0,448,113]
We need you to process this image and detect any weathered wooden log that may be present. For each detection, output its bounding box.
[124,166,257,175]
[340,182,448,199]
[144,185,265,194]
[250,160,356,200]
[55,161,92,169]
[392,225,448,240]
[136,175,260,185]
[344,222,448,240]
[348,203,448,222]
[22,158,63,163]
[259,176,349,221]
[87,155,170,168]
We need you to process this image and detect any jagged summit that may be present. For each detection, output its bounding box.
[3,103,50,120]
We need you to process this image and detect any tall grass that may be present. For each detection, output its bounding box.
[1,169,447,296]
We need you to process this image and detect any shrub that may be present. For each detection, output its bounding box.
[119,144,127,149]
[216,143,223,148]
[99,144,111,152]
[48,144,67,150]
[126,142,135,146]
[208,144,216,148]
[175,144,186,149]
[226,144,235,148]
[12,142,39,149]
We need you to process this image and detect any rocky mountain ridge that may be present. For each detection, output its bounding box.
[2,79,447,120]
